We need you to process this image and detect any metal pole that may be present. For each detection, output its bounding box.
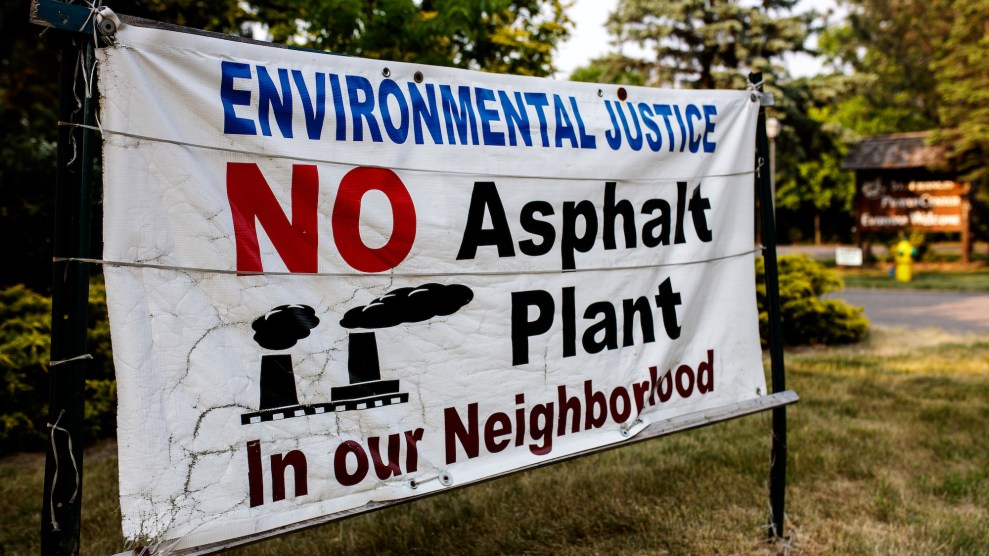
[41,32,96,555]
[748,72,788,542]
[769,135,776,212]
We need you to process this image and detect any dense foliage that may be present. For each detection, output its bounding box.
[123,0,572,77]
[0,282,114,454]
[820,0,989,243]
[756,254,868,346]
[600,0,812,90]
[0,0,62,291]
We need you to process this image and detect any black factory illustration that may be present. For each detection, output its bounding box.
[241,283,474,425]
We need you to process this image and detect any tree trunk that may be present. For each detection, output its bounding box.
[814,212,822,245]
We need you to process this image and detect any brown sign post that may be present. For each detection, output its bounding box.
[857,177,969,232]
[844,132,971,263]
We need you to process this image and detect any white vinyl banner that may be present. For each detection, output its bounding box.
[98,23,765,551]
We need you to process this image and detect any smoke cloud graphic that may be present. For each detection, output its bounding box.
[252,304,320,350]
[340,283,474,329]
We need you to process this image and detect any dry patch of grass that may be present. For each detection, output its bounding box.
[2,328,987,555]
[781,328,989,555]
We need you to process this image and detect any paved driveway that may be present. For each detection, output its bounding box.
[828,288,989,333]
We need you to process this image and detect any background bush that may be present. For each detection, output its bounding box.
[756,254,869,346]
[0,280,115,455]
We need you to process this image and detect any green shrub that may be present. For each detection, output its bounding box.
[0,280,116,454]
[82,281,116,443]
[756,255,869,346]
[0,285,51,452]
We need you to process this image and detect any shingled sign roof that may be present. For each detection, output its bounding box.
[841,131,947,170]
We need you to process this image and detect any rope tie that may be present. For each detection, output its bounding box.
[49,353,94,367]
[47,410,81,532]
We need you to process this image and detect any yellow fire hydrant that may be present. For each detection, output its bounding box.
[894,237,915,282]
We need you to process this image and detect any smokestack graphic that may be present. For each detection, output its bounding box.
[332,283,474,404]
[347,332,381,384]
[241,284,473,425]
[250,305,319,411]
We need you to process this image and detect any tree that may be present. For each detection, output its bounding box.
[931,0,989,183]
[825,0,989,247]
[126,0,252,33]
[255,0,571,77]
[600,0,814,90]
[125,0,573,78]
[1,0,63,292]
[765,68,867,245]
[825,0,947,134]
[932,0,989,245]
[773,105,856,244]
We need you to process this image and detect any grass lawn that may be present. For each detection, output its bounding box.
[3,328,988,555]
[838,266,989,292]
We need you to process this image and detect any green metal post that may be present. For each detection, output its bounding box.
[749,72,788,541]
[41,33,96,555]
